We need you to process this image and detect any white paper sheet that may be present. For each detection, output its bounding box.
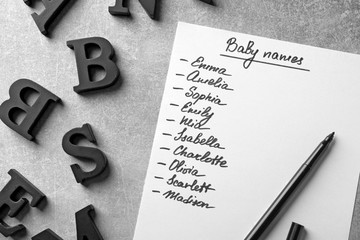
[133,22,360,240]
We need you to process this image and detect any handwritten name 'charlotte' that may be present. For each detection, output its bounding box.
[173,145,228,168]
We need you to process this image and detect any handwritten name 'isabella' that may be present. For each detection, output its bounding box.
[174,127,225,149]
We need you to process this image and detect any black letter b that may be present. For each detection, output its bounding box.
[0,79,60,141]
[67,37,120,94]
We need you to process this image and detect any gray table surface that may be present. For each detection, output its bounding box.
[0,0,359,239]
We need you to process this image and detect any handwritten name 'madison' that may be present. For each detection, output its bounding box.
[163,190,215,209]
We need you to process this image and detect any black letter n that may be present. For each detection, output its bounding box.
[109,0,158,19]
[67,37,120,94]
[0,79,60,141]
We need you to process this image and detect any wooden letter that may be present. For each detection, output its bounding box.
[0,169,46,237]
[109,0,158,19]
[199,0,213,5]
[32,229,63,240]
[67,37,120,93]
[23,0,71,35]
[76,205,104,240]
[0,79,60,141]
[109,0,130,16]
[62,124,108,184]
[138,0,158,19]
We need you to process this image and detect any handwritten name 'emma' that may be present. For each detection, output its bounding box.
[225,37,304,69]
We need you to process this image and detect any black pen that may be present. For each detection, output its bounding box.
[244,132,335,240]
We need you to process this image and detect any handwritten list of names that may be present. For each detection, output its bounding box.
[133,22,358,240]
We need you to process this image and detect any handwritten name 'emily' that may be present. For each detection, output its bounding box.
[225,37,304,69]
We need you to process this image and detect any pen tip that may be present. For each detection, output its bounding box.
[326,132,335,142]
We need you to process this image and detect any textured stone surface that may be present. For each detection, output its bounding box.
[0,0,359,239]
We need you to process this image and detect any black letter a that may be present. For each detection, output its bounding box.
[76,205,104,240]
[24,0,71,35]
